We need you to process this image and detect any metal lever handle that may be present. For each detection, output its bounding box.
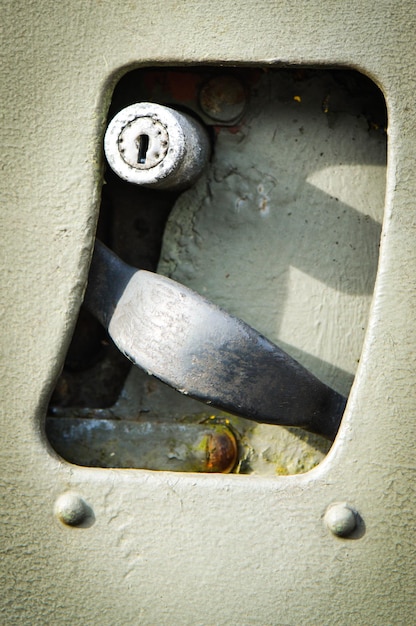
[84,240,346,439]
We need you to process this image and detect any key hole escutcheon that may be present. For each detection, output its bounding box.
[136,134,149,165]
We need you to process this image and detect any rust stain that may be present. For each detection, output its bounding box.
[206,428,238,473]
[166,72,199,102]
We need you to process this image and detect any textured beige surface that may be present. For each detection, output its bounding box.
[1,1,415,624]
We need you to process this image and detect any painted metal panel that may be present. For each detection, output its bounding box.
[1,1,415,623]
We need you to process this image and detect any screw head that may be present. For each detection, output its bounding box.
[205,428,238,473]
[324,502,358,537]
[199,76,246,123]
[55,492,89,526]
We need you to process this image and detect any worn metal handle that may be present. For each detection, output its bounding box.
[84,240,346,439]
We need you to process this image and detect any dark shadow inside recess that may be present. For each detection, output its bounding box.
[47,66,387,474]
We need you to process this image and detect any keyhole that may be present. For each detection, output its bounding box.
[137,134,149,164]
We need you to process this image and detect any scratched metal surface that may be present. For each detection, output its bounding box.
[1,1,415,624]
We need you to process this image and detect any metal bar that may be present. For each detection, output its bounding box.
[84,241,346,439]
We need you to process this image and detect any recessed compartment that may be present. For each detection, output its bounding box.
[47,67,387,475]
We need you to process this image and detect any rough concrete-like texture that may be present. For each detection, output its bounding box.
[1,1,415,624]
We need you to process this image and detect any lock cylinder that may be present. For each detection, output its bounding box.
[104,102,210,190]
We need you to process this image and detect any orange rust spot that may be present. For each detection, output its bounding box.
[141,71,199,103]
[206,429,238,473]
[166,72,199,102]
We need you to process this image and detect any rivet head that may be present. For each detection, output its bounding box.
[324,502,357,537]
[199,76,246,123]
[55,492,89,526]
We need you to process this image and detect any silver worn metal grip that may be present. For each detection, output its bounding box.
[84,240,347,440]
[104,102,210,190]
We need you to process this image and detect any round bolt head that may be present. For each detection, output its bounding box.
[324,502,357,537]
[199,76,246,123]
[55,492,89,526]
[205,428,238,473]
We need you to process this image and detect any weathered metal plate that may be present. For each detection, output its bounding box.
[2,3,415,624]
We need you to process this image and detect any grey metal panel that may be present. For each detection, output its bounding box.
[1,1,415,623]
